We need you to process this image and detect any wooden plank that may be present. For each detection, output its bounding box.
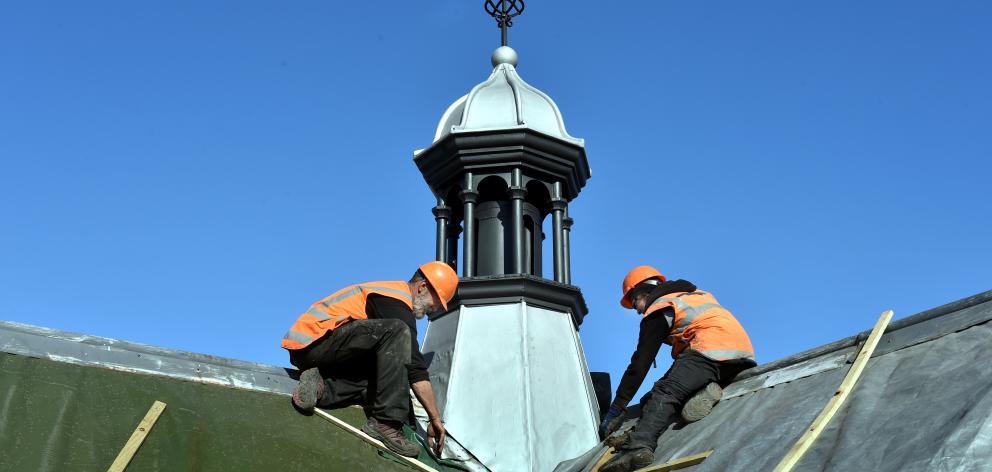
[635,450,712,472]
[593,447,710,472]
[313,408,438,472]
[772,310,894,472]
[589,448,615,472]
[107,400,167,472]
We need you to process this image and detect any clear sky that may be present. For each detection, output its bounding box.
[2,1,990,404]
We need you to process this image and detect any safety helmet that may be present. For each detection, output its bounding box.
[419,261,459,311]
[620,265,666,308]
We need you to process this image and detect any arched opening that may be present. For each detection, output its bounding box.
[474,176,508,276]
[525,181,552,217]
[477,175,509,203]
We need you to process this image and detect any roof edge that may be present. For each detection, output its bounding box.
[735,289,992,381]
[0,320,298,395]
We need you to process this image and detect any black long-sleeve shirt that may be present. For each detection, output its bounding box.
[612,279,697,409]
[365,294,430,384]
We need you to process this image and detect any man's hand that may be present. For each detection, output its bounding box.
[411,380,446,455]
[427,418,446,455]
[599,405,626,440]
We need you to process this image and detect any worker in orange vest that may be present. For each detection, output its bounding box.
[281,261,458,458]
[600,266,757,472]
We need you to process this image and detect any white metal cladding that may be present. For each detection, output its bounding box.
[435,302,599,472]
[432,62,584,147]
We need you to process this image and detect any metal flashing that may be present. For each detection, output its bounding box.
[429,302,599,472]
[434,62,584,146]
[434,94,468,142]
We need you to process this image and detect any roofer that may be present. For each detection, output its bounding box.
[599,265,757,472]
[281,261,458,458]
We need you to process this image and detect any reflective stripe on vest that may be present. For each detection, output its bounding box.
[283,330,314,346]
[281,281,413,350]
[645,290,755,362]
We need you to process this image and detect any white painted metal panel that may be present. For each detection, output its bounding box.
[441,302,598,472]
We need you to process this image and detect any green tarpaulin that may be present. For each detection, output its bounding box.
[0,352,449,471]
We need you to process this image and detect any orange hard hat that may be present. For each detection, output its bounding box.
[419,261,459,311]
[620,265,666,308]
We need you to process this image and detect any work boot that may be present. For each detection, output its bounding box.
[601,447,654,472]
[681,382,723,423]
[361,417,421,458]
[292,367,326,412]
[605,430,630,448]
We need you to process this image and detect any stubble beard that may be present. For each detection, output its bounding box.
[412,293,430,320]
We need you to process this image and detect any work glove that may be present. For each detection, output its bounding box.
[598,405,625,440]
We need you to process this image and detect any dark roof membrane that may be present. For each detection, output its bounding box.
[556,290,992,472]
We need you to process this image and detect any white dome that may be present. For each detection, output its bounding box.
[432,50,584,147]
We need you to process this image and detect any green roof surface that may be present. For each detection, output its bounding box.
[0,351,450,471]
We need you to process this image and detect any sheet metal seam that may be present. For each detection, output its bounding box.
[520,301,535,468]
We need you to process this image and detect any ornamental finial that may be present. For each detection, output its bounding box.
[484,0,525,47]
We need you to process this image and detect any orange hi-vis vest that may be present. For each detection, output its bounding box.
[645,290,755,362]
[281,281,413,350]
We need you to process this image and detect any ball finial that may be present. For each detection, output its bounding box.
[491,46,519,67]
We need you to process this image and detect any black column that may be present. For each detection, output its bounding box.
[432,198,450,262]
[551,182,566,283]
[563,207,573,285]
[461,173,478,277]
[508,168,527,274]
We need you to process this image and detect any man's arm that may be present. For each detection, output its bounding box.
[599,309,671,438]
[612,308,671,409]
[411,380,446,453]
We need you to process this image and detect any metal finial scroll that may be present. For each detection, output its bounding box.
[485,0,525,47]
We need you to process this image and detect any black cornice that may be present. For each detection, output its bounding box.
[429,274,589,329]
[414,129,591,201]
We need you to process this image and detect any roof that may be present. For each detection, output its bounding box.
[555,289,992,471]
[430,46,584,147]
[0,321,486,472]
[0,349,428,471]
[5,289,990,472]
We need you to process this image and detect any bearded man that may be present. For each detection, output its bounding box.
[280,261,458,458]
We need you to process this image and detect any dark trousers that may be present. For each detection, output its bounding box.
[628,350,752,451]
[289,318,411,423]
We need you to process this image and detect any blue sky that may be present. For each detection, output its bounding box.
[2,1,990,404]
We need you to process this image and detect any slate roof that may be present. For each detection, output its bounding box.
[556,290,992,472]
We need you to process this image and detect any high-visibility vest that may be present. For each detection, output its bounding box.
[645,290,755,362]
[281,281,413,350]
